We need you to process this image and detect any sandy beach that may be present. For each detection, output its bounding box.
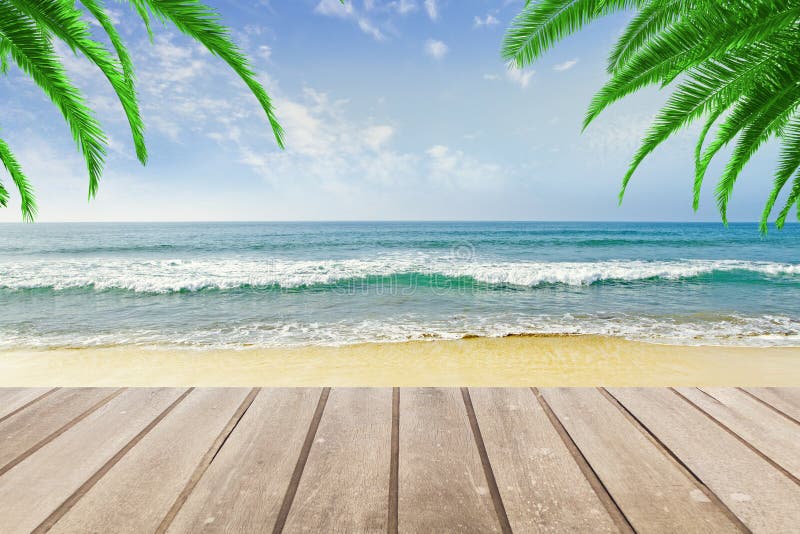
[1,334,799,387]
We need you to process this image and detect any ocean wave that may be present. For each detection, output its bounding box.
[0,257,799,293]
[1,313,798,349]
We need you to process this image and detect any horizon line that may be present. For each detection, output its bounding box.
[0,219,795,225]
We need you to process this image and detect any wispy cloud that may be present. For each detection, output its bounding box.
[554,59,578,71]
[506,67,534,88]
[314,0,353,17]
[483,73,500,80]
[314,0,386,40]
[424,0,438,20]
[473,14,499,27]
[228,86,506,195]
[387,0,417,15]
[424,39,448,60]
[257,45,272,62]
[426,144,506,190]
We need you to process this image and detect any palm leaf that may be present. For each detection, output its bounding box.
[0,134,37,221]
[9,0,147,163]
[0,0,107,197]
[502,0,640,68]
[130,0,285,148]
[714,86,800,223]
[608,0,687,74]
[763,115,800,231]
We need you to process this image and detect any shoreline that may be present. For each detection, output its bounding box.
[1,334,799,387]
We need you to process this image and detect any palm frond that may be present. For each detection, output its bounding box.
[608,0,687,74]
[0,134,37,221]
[504,0,800,231]
[618,46,780,199]
[693,107,724,210]
[715,86,800,223]
[0,0,107,197]
[130,0,284,148]
[502,0,640,68]
[9,0,147,163]
[763,115,800,231]
[776,168,800,227]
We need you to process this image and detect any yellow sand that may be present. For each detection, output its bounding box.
[1,335,799,387]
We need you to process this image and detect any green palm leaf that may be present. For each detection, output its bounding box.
[130,0,285,148]
[0,0,107,196]
[0,0,286,219]
[0,133,37,221]
[9,0,147,163]
[763,115,800,231]
[504,0,800,231]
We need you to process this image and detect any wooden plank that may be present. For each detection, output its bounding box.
[541,388,743,533]
[676,388,800,480]
[398,388,501,533]
[166,388,323,533]
[0,388,187,534]
[48,389,252,534]
[469,388,620,533]
[609,388,800,533]
[743,388,800,422]
[0,388,54,420]
[283,388,392,533]
[0,388,119,474]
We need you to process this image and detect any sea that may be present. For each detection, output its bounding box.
[0,221,799,349]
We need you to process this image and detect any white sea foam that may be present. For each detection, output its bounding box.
[0,257,798,292]
[1,312,799,349]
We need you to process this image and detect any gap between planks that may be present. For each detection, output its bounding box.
[0,389,59,425]
[0,389,125,477]
[461,388,512,534]
[32,389,195,534]
[531,388,635,534]
[271,387,331,534]
[388,387,399,534]
[599,388,750,533]
[670,387,800,487]
[156,388,262,533]
[736,387,800,427]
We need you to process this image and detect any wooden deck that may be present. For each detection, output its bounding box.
[0,388,798,533]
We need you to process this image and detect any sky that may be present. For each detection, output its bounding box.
[0,0,786,222]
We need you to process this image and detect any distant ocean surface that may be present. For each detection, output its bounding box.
[1,222,799,349]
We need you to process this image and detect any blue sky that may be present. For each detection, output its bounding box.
[0,0,783,222]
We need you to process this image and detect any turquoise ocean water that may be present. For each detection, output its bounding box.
[1,222,799,349]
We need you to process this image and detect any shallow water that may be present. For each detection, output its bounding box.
[1,221,799,348]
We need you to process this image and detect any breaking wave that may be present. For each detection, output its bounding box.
[0,257,798,293]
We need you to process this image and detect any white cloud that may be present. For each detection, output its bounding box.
[363,125,395,150]
[257,45,272,62]
[473,14,499,27]
[314,0,385,40]
[424,0,438,20]
[426,145,505,190]
[357,18,385,40]
[424,39,448,60]
[554,59,578,71]
[314,0,353,17]
[506,67,534,88]
[388,0,417,15]
[222,85,507,195]
[232,88,417,191]
[483,73,500,80]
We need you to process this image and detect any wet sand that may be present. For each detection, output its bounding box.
[1,335,799,387]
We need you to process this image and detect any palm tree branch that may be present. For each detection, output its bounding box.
[129,0,284,148]
[0,134,37,221]
[0,1,107,197]
[762,114,800,231]
[9,0,147,163]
